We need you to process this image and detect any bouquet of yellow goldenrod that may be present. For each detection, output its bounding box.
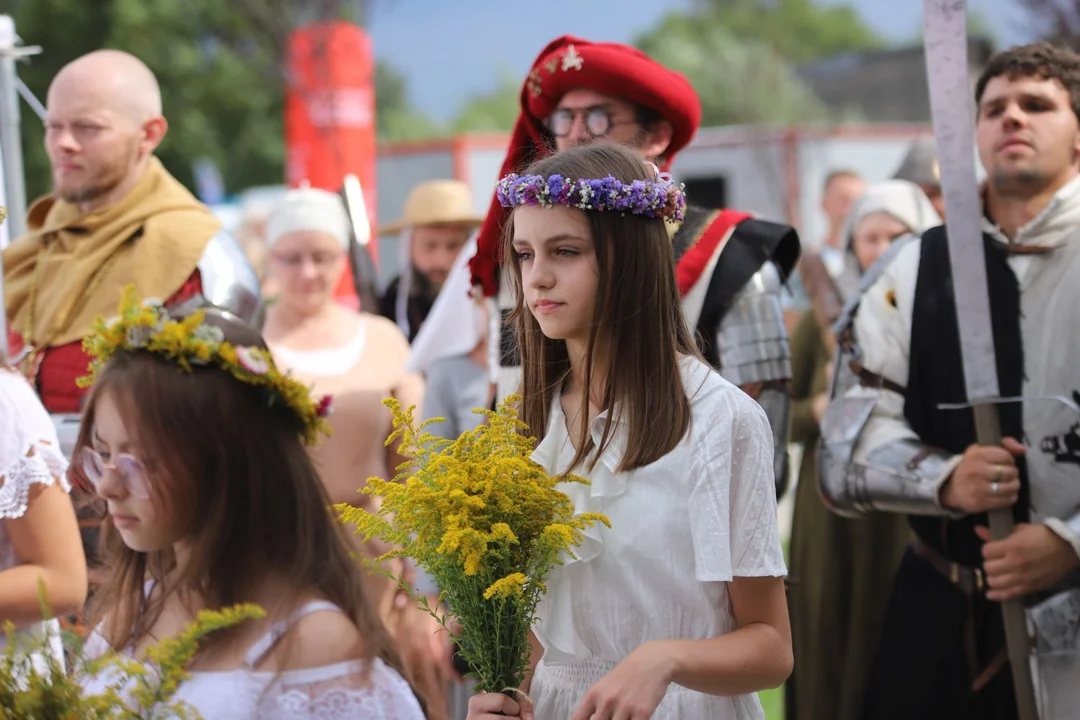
[339,395,609,694]
[0,604,262,719]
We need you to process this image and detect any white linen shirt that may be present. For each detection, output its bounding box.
[528,356,787,720]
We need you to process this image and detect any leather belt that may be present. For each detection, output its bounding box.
[911,537,1008,692]
[912,537,984,595]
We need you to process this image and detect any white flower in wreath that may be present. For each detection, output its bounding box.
[236,346,270,375]
[125,325,154,348]
[192,324,225,346]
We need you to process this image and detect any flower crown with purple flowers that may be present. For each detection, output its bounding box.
[495,168,687,223]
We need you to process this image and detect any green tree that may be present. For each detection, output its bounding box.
[376,61,444,141]
[686,0,885,63]
[636,13,842,126]
[2,0,438,199]
[450,70,520,134]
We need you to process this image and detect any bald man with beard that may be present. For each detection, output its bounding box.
[2,50,261,576]
[3,50,260,416]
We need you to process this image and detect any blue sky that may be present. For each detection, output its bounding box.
[365,0,1035,122]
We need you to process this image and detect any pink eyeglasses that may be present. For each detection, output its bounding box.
[80,448,151,500]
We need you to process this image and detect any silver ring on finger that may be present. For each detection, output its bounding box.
[991,480,1000,495]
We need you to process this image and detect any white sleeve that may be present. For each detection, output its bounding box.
[0,371,71,520]
[848,242,962,488]
[260,659,426,720]
[688,387,787,581]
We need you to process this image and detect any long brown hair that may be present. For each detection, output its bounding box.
[72,311,405,681]
[504,143,699,472]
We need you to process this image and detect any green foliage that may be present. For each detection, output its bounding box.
[685,0,886,63]
[1,0,901,198]
[450,71,521,135]
[5,0,386,199]
[0,603,264,719]
[636,13,839,125]
[376,62,445,142]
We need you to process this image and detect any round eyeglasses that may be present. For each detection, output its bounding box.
[547,107,632,139]
[81,447,151,501]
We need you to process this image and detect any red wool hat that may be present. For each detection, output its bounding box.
[468,35,702,297]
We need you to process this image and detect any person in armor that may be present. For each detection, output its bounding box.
[819,42,1080,718]
[2,49,260,423]
[469,35,801,494]
[786,179,939,720]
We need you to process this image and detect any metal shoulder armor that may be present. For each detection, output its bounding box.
[197,230,263,326]
[817,394,957,518]
[715,260,790,387]
[715,260,792,496]
[816,235,958,518]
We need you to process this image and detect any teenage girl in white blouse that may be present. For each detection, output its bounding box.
[468,144,792,720]
[74,307,425,719]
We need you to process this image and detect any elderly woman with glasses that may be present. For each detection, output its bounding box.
[258,187,450,711]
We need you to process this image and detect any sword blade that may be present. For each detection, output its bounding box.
[923,0,999,403]
[923,2,1039,717]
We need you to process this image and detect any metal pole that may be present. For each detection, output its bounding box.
[0,16,27,240]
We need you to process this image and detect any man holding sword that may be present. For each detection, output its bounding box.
[820,39,1080,718]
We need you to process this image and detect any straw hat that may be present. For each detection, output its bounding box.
[378,179,484,235]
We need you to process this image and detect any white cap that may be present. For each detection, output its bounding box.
[265,187,351,250]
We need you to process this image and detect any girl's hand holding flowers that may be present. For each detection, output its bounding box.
[467,691,535,719]
[569,641,676,720]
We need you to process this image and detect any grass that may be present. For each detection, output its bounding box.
[759,685,785,719]
[755,534,792,720]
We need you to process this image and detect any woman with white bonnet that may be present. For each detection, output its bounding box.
[786,179,941,720]
[261,187,448,711]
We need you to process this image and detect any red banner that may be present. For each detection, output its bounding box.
[285,21,378,306]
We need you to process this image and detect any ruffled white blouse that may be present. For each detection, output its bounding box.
[0,369,71,666]
[528,357,787,720]
[81,600,427,719]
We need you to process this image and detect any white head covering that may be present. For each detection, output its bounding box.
[405,234,486,375]
[834,179,943,297]
[265,188,351,250]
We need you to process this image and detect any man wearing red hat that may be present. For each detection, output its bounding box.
[470,35,801,495]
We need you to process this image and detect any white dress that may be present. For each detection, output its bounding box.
[528,357,787,720]
[81,599,427,719]
[0,369,71,668]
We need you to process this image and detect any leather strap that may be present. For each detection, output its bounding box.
[911,537,984,596]
[850,361,908,396]
[972,649,1010,692]
[910,539,1013,690]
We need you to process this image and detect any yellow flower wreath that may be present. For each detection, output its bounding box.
[78,286,332,445]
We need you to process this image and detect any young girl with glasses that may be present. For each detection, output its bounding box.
[467,143,792,720]
[73,297,426,719]
[0,363,87,668]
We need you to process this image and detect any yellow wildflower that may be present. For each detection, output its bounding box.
[338,394,610,694]
[484,573,529,600]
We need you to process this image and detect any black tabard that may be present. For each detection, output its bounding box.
[673,207,801,368]
[904,225,1030,565]
[860,226,1027,720]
